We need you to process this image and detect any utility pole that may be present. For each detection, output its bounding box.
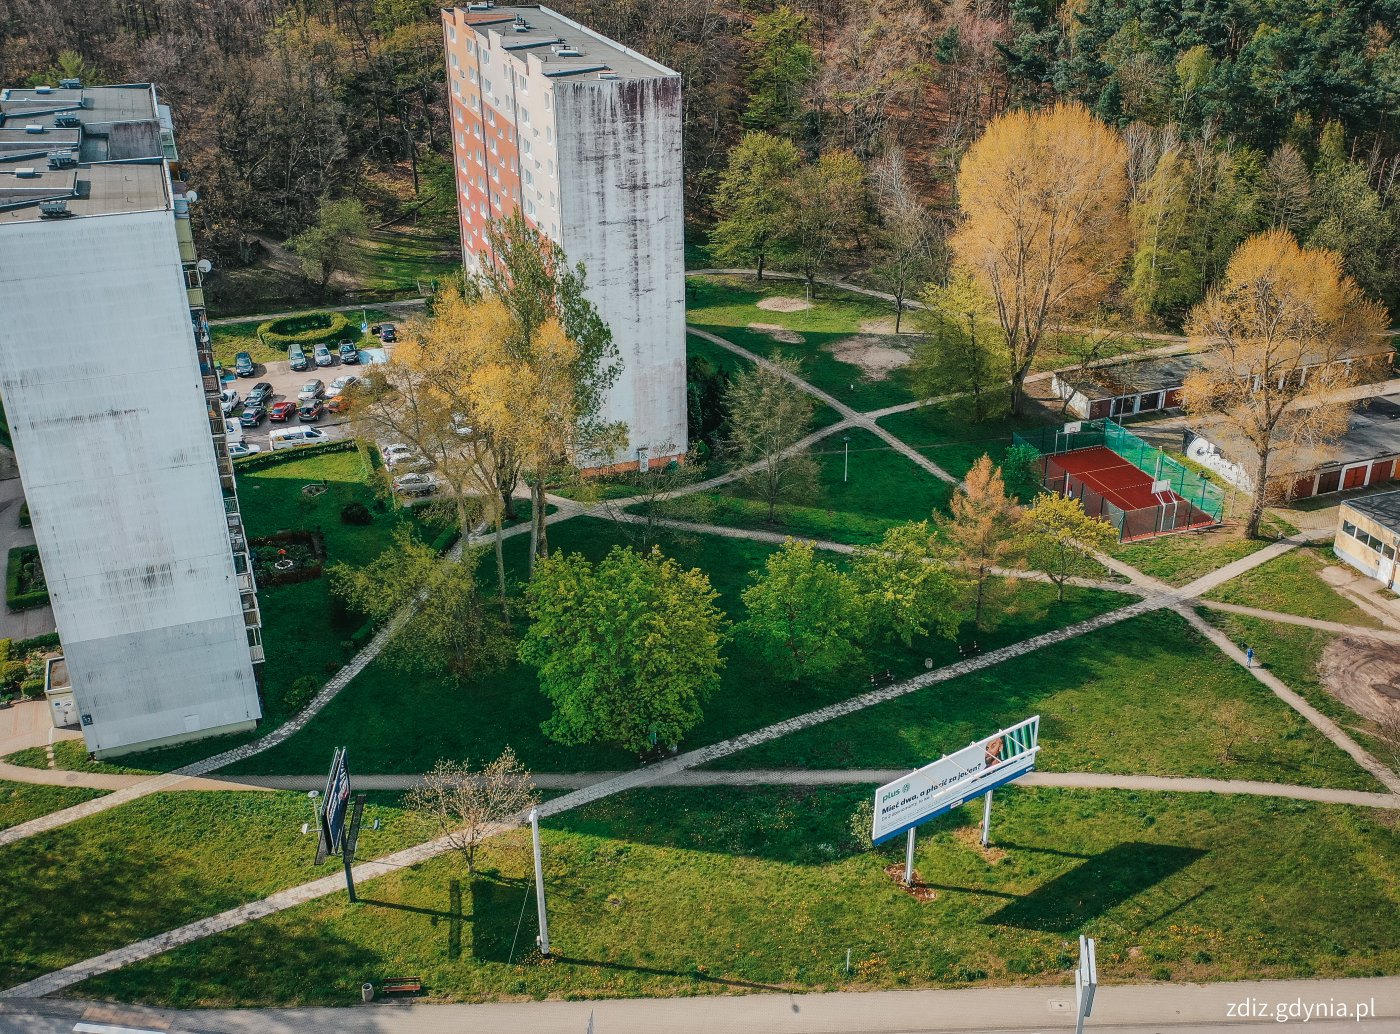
[843,435,851,483]
[530,806,550,955]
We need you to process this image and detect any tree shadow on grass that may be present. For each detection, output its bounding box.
[552,954,788,993]
[471,874,536,963]
[985,842,1206,934]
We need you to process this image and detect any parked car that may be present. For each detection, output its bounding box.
[381,443,415,469]
[393,471,440,497]
[219,389,241,415]
[314,343,334,367]
[326,375,360,398]
[297,379,325,402]
[338,341,360,364]
[224,418,244,445]
[325,394,352,414]
[239,404,266,428]
[246,381,275,407]
[378,323,397,343]
[298,398,325,422]
[270,426,328,450]
[227,441,262,458]
[288,343,309,372]
[234,352,255,377]
[268,400,298,422]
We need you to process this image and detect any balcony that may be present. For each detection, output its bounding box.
[175,219,196,264]
[247,627,265,665]
[187,285,206,310]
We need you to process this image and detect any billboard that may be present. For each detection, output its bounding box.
[871,716,1039,845]
[321,747,352,855]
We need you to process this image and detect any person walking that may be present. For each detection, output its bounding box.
[1245,645,1255,668]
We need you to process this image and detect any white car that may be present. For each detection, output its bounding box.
[326,375,360,398]
[227,441,262,458]
[219,389,241,415]
[392,471,441,497]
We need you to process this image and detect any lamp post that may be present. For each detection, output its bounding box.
[843,435,851,483]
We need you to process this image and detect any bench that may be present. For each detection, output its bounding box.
[380,977,422,995]
[869,669,894,686]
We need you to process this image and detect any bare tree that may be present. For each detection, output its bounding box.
[870,149,944,333]
[725,356,819,522]
[405,750,540,875]
[599,442,711,552]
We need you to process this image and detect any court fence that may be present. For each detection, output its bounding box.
[1013,419,1225,542]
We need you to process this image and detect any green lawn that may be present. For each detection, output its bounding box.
[221,518,1129,777]
[0,789,435,990]
[1203,543,1382,627]
[645,428,955,545]
[4,739,153,776]
[0,780,104,832]
[1113,528,1271,586]
[877,402,1050,483]
[347,227,459,297]
[212,308,400,367]
[73,786,1400,1006]
[708,610,1379,792]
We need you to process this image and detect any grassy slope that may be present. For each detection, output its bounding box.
[1203,543,1382,627]
[73,786,1400,1006]
[4,740,152,776]
[223,517,1128,776]
[877,403,1048,483]
[1114,529,1270,587]
[0,780,104,832]
[708,610,1379,792]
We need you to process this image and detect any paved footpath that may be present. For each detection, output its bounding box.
[3,976,1398,1033]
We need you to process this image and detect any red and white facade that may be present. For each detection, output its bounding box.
[442,4,687,469]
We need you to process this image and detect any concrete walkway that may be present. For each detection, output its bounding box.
[205,298,427,328]
[1197,599,1400,643]
[4,976,1399,1033]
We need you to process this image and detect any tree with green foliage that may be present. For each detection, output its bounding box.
[724,355,819,522]
[709,133,802,281]
[742,6,813,134]
[850,521,963,647]
[1016,494,1119,602]
[286,196,368,291]
[775,149,868,292]
[1000,442,1043,504]
[520,547,726,753]
[329,527,511,681]
[908,272,1007,422]
[1308,127,1400,309]
[1128,150,1201,324]
[937,456,1020,629]
[741,539,864,683]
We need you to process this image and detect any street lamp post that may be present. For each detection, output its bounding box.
[843,435,851,483]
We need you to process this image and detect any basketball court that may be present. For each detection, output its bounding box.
[1043,445,1219,541]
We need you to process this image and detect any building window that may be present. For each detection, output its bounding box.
[545,126,552,143]
[470,68,478,85]
[448,26,456,42]
[472,123,481,138]
[486,109,495,126]
[522,109,531,125]
[480,47,489,65]
[544,92,551,111]
[548,191,555,207]
[547,159,554,177]
[452,79,461,98]
[489,136,497,153]
[509,157,516,172]
[524,168,533,186]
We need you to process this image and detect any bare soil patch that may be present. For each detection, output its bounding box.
[1318,635,1400,723]
[756,296,812,313]
[827,335,912,380]
[747,322,806,344]
[860,317,902,335]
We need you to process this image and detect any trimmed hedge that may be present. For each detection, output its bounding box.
[17,502,29,528]
[14,631,59,654]
[257,311,354,350]
[232,439,359,471]
[6,546,48,612]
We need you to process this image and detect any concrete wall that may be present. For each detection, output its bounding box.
[1335,504,1400,587]
[555,76,687,462]
[0,208,260,754]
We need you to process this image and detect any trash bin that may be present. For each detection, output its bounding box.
[362,982,374,1003]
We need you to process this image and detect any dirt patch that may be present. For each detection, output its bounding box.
[883,862,937,901]
[757,296,812,313]
[747,322,806,344]
[860,317,901,335]
[1318,635,1400,723]
[826,335,912,380]
[953,824,1008,864]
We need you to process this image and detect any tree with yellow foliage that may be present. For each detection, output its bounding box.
[1181,230,1390,539]
[936,455,1021,629]
[951,102,1131,415]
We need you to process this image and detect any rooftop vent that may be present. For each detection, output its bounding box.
[513,16,530,31]
[54,114,80,128]
[14,167,37,178]
[555,41,581,57]
[47,150,76,169]
[467,1,493,9]
[598,70,619,80]
[58,78,81,89]
[24,124,44,134]
[34,86,52,95]
[39,200,72,218]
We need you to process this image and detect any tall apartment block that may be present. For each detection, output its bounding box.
[0,82,262,756]
[442,4,687,467]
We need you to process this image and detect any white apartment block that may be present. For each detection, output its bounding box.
[0,82,263,756]
[442,4,688,468]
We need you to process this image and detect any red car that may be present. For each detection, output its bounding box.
[268,400,297,422]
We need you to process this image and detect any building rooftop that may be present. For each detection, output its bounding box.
[1057,352,1203,399]
[449,4,677,80]
[0,83,166,162]
[0,160,170,223]
[1343,489,1400,529]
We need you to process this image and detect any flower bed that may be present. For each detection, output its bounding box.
[250,530,326,587]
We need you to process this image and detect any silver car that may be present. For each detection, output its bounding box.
[297,379,325,402]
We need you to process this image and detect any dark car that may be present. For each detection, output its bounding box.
[239,404,265,428]
[378,323,397,343]
[246,381,275,407]
[338,341,360,364]
[298,398,325,422]
[234,352,255,377]
[268,400,298,422]
[288,343,309,372]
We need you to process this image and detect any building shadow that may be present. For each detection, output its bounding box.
[985,842,1206,933]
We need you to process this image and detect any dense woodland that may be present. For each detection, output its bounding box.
[1,0,1398,322]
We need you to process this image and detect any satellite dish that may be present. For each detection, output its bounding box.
[186,190,199,203]
[196,259,213,274]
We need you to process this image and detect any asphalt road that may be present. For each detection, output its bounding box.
[2,978,1397,1034]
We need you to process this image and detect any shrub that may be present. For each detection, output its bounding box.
[0,660,26,688]
[285,675,321,713]
[349,620,376,649]
[14,632,60,654]
[0,638,10,663]
[17,502,29,528]
[429,526,461,554]
[232,439,357,470]
[256,311,354,350]
[6,546,49,611]
[19,677,44,698]
[340,501,373,525]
